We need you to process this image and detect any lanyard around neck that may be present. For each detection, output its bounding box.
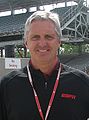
[27,63,61,120]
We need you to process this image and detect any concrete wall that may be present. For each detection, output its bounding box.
[0,58,29,78]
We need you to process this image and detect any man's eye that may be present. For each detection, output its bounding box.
[31,35,40,41]
[45,35,54,40]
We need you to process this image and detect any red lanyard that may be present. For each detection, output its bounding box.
[27,63,61,120]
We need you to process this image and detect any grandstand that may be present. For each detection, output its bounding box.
[60,53,89,71]
[0,0,89,77]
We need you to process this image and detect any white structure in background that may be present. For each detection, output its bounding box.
[5,58,21,69]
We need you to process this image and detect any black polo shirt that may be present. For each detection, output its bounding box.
[0,63,89,120]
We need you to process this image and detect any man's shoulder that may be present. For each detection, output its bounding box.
[0,66,27,86]
[62,63,89,85]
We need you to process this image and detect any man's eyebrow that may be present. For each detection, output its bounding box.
[30,34,40,38]
[45,33,55,36]
[32,35,40,37]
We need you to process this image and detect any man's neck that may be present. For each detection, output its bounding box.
[30,57,59,75]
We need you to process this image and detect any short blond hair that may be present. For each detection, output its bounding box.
[24,11,62,41]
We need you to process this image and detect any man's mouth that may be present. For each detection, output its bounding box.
[38,49,48,52]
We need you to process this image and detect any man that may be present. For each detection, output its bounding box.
[0,11,89,120]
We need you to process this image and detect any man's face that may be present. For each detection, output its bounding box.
[25,20,61,64]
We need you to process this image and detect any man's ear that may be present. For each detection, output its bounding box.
[58,40,61,46]
[24,41,28,48]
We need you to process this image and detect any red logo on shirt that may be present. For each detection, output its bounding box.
[61,93,76,99]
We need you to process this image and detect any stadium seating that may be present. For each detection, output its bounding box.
[61,53,89,71]
[0,6,77,36]
[0,12,33,36]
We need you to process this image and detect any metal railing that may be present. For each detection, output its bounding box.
[61,0,85,27]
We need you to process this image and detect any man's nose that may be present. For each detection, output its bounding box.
[38,37,47,47]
